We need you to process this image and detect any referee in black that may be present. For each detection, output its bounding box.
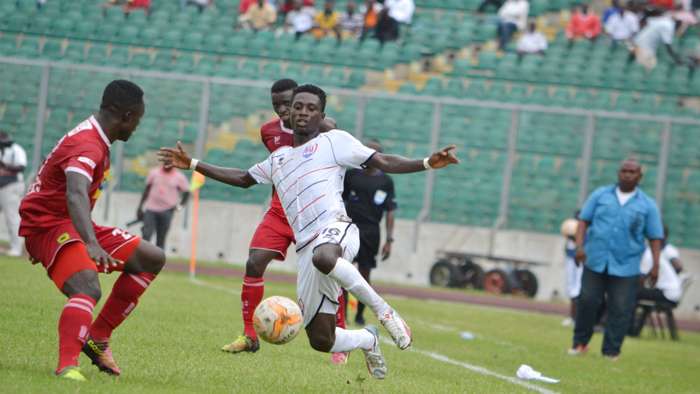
[342,140,397,325]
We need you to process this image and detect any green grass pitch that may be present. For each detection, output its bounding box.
[1,256,699,393]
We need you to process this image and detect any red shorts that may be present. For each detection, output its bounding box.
[249,209,295,260]
[24,222,141,290]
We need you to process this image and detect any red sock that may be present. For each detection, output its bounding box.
[241,276,264,340]
[336,291,346,329]
[90,272,156,341]
[57,294,95,373]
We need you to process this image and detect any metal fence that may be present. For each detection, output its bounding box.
[2,57,699,248]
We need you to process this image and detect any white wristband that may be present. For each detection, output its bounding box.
[423,157,432,170]
[189,158,199,170]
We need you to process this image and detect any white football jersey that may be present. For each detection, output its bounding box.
[248,129,376,248]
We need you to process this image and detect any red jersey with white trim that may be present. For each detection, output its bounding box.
[260,118,294,215]
[19,116,111,236]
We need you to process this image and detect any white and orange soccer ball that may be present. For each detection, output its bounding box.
[253,296,303,345]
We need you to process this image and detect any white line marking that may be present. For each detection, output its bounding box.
[379,337,558,394]
[190,277,558,394]
[190,277,241,296]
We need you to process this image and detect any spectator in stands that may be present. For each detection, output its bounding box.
[650,0,674,10]
[602,0,623,24]
[374,0,414,44]
[239,0,278,31]
[0,131,27,257]
[629,9,684,70]
[137,164,190,251]
[477,0,505,13]
[181,0,212,13]
[36,0,47,10]
[340,1,365,38]
[604,3,640,43]
[516,22,548,57]
[313,1,342,40]
[240,0,257,14]
[279,0,315,17]
[566,4,602,42]
[496,0,529,51]
[570,159,663,360]
[674,1,699,37]
[360,0,383,40]
[104,0,151,16]
[285,0,316,39]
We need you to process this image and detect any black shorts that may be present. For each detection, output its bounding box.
[355,225,380,269]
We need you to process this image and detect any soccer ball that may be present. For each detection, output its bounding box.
[253,296,303,345]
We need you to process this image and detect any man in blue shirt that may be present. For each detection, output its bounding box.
[570,159,663,359]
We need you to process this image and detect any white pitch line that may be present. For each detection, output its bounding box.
[189,277,241,296]
[379,338,558,394]
[190,277,558,394]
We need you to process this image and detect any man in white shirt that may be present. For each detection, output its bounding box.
[639,228,683,305]
[384,0,414,24]
[159,84,459,379]
[631,12,682,70]
[516,22,547,56]
[0,131,27,256]
[285,0,315,38]
[497,0,529,50]
[604,6,639,42]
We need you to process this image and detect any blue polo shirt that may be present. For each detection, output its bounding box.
[580,185,664,277]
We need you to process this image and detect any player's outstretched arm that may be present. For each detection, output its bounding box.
[66,172,123,271]
[367,145,459,174]
[158,142,257,188]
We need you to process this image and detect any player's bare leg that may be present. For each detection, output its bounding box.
[306,311,386,379]
[83,241,165,375]
[56,269,102,380]
[313,244,412,350]
[222,248,277,353]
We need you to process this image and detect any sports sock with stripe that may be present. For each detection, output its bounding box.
[57,294,95,373]
[89,272,156,341]
[241,276,264,340]
[329,327,375,352]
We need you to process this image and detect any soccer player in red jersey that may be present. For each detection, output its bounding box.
[221,79,348,362]
[19,80,165,381]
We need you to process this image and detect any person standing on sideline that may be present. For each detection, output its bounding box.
[342,140,396,325]
[560,216,582,327]
[570,158,663,360]
[137,163,190,251]
[0,131,27,256]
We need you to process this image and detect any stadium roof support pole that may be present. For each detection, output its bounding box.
[412,102,441,252]
[577,115,595,207]
[489,109,519,257]
[655,121,671,212]
[104,141,125,222]
[31,64,50,175]
[354,96,366,140]
[194,80,210,160]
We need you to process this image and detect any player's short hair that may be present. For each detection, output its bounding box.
[100,80,144,114]
[293,84,326,111]
[271,79,298,94]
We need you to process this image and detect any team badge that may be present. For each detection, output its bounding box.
[302,143,318,158]
[57,232,71,244]
[373,190,388,205]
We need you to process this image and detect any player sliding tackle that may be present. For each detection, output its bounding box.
[159,84,459,379]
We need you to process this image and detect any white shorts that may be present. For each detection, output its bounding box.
[565,256,583,299]
[296,221,360,327]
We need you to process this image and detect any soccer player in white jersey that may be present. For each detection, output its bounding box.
[159,84,459,379]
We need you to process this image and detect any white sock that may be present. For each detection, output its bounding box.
[330,327,375,352]
[328,258,389,317]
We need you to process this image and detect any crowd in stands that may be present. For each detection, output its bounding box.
[483,0,699,71]
[235,0,415,43]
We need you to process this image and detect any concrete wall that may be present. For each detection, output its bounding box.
[7,190,699,320]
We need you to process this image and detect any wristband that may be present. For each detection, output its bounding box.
[423,157,432,170]
[189,158,199,170]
